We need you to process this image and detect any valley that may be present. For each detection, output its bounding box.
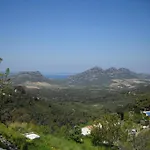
[1,66,150,150]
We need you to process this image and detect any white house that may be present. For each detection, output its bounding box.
[81,123,102,136]
[81,126,93,136]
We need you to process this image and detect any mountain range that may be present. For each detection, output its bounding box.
[10,67,150,89]
[67,67,150,87]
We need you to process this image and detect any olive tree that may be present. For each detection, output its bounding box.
[0,58,10,89]
[91,114,127,147]
[0,58,11,122]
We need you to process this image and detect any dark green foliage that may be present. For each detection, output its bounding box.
[0,58,12,123]
[116,105,125,120]
[136,98,150,111]
[134,130,150,150]
[0,141,7,149]
[91,114,127,147]
[69,126,83,143]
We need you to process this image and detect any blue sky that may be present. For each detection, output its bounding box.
[0,0,150,74]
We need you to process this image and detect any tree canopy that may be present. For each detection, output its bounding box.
[91,114,127,146]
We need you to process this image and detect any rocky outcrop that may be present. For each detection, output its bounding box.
[0,136,18,150]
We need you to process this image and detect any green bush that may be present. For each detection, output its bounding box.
[69,125,83,143]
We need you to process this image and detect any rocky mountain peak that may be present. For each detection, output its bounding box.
[118,68,131,73]
[86,66,104,73]
[105,67,118,73]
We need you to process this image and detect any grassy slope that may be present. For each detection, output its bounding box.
[28,135,111,150]
[0,123,112,150]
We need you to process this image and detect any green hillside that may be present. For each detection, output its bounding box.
[1,59,150,150]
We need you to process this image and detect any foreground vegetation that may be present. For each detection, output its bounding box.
[0,122,114,150]
[1,58,150,150]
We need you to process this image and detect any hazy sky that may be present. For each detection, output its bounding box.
[0,0,150,74]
